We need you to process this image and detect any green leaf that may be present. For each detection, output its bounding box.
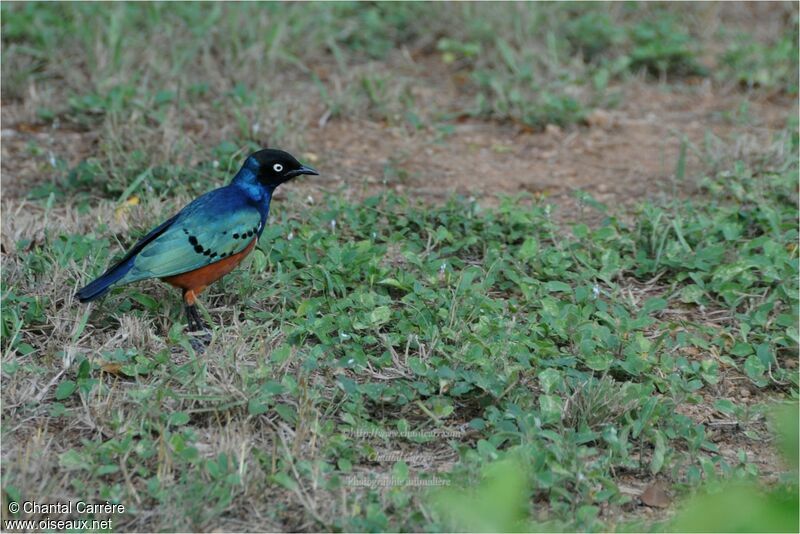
[545,281,571,293]
[641,297,667,315]
[392,461,409,483]
[584,352,612,371]
[96,464,119,475]
[408,357,427,375]
[250,248,267,273]
[270,344,292,364]
[538,368,562,394]
[518,237,539,261]
[650,430,666,474]
[743,355,767,385]
[49,402,66,417]
[713,399,736,415]
[248,399,268,416]
[59,449,90,471]
[55,380,77,400]
[274,403,297,424]
[131,292,159,311]
[539,395,563,424]
[755,344,774,366]
[680,284,705,303]
[272,472,298,491]
[168,412,190,426]
[378,278,409,291]
[368,306,391,326]
[338,458,353,472]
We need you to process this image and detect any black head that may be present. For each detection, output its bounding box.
[245,148,319,186]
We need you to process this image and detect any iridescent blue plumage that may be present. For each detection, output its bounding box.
[76,149,318,305]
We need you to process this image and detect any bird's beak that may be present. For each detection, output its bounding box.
[287,164,319,178]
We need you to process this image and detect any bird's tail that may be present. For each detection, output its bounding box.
[75,213,179,303]
[75,259,134,302]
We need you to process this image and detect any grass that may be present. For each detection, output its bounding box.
[2,128,797,529]
[2,2,799,532]
[2,2,797,144]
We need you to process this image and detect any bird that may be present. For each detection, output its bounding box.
[76,148,318,332]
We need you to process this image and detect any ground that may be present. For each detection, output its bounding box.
[1,3,798,532]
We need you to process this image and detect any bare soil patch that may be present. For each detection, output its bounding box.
[304,81,793,214]
[2,73,794,215]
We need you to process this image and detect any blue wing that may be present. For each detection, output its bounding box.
[118,187,264,283]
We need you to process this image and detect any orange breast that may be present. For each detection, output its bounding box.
[162,238,257,298]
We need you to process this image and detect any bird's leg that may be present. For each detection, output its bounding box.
[183,289,211,345]
[186,306,211,352]
[188,305,208,331]
[184,303,198,331]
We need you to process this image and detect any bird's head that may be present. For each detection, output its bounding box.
[241,148,319,188]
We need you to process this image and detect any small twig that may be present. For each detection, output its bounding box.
[767,361,789,386]
[120,448,142,506]
[318,109,332,129]
[34,367,68,403]
[707,420,739,428]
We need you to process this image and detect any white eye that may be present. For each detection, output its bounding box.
[273,163,283,173]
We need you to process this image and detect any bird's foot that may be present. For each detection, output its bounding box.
[188,335,210,353]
